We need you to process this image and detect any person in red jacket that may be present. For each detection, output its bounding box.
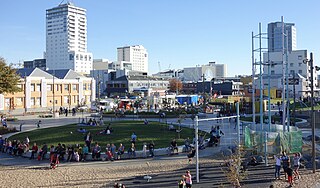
[30,142,38,160]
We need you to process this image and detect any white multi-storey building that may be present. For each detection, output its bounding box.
[117,45,148,73]
[183,62,227,82]
[45,2,93,74]
[262,50,317,98]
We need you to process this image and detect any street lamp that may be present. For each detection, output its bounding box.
[303,52,320,173]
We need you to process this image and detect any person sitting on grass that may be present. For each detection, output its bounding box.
[170,139,178,154]
[106,147,114,161]
[82,144,89,161]
[39,143,48,160]
[110,143,117,158]
[67,145,74,162]
[128,143,136,159]
[30,142,38,160]
[92,142,101,160]
[117,143,125,160]
[77,128,87,134]
[148,141,155,157]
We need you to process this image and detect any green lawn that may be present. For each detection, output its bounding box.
[9,121,197,152]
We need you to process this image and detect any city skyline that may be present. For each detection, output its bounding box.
[0,0,319,76]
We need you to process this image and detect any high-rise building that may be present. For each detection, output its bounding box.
[45,2,93,74]
[117,45,148,73]
[268,21,296,52]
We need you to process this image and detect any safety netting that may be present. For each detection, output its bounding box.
[244,123,302,155]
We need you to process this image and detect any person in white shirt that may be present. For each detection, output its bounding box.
[274,155,282,180]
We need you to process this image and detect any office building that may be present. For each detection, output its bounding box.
[117,45,148,73]
[24,59,46,70]
[268,21,296,52]
[183,62,227,82]
[45,2,93,74]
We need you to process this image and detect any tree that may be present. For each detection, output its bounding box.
[169,78,182,93]
[0,57,21,94]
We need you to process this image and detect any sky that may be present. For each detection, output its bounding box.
[0,0,319,76]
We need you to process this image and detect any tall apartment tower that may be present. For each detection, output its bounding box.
[268,22,296,52]
[45,2,93,74]
[117,45,148,73]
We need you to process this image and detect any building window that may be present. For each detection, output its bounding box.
[69,54,74,60]
[64,84,69,91]
[83,83,86,90]
[88,83,91,90]
[47,84,53,91]
[16,97,23,106]
[73,95,77,103]
[299,63,302,67]
[36,97,41,106]
[31,97,35,106]
[299,70,302,74]
[31,84,35,91]
[72,84,77,91]
[298,55,302,60]
[64,96,69,104]
[271,70,275,75]
[290,63,294,67]
[35,84,41,92]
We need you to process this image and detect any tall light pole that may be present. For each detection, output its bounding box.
[303,52,319,173]
[52,70,56,118]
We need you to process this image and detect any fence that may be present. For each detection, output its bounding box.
[244,123,302,155]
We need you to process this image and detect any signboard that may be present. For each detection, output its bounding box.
[282,78,299,85]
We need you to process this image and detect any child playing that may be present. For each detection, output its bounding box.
[287,166,294,187]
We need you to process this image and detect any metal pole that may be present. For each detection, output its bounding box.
[281,16,286,132]
[252,32,256,127]
[265,131,268,166]
[259,23,263,131]
[310,53,316,173]
[293,71,296,126]
[195,116,199,183]
[285,30,290,132]
[98,74,101,101]
[53,70,55,118]
[268,60,271,131]
[237,102,240,145]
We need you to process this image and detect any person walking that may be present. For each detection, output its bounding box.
[36,120,41,128]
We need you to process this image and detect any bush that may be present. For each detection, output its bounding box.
[0,127,18,135]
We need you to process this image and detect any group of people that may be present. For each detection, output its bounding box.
[59,107,77,117]
[178,170,193,188]
[0,136,30,156]
[274,151,302,187]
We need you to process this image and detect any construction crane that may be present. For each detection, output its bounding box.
[158,61,161,72]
